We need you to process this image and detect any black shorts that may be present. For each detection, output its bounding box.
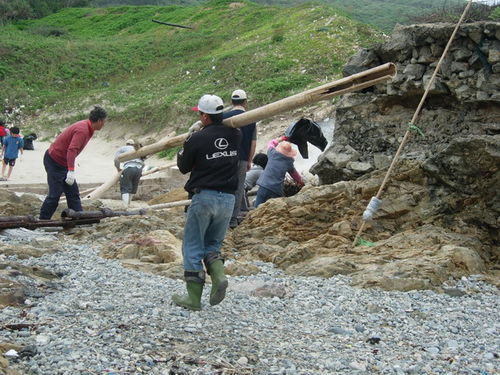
[3,158,16,166]
[120,167,142,194]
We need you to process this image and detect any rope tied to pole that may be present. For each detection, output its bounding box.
[352,0,474,247]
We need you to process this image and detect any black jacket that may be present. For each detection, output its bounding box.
[178,122,241,194]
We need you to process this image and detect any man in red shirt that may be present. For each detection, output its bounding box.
[39,106,107,220]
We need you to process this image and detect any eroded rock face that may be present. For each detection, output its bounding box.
[312,22,500,185]
[229,147,499,290]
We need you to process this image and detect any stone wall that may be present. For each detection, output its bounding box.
[312,21,500,184]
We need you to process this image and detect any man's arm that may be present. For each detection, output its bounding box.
[247,126,257,170]
[114,148,125,171]
[65,130,88,170]
[177,135,197,174]
[288,168,304,186]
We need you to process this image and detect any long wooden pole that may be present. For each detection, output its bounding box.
[224,62,396,128]
[83,171,121,200]
[118,63,396,163]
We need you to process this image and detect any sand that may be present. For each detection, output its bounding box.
[0,134,165,185]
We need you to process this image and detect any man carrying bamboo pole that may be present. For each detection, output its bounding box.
[171,94,241,311]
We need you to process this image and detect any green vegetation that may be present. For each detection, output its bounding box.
[158,146,181,159]
[0,0,90,24]
[3,0,489,34]
[491,7,500,19]
[0,0,384,134]
[88,0,474,32]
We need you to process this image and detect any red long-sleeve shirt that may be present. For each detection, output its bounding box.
[48,120,94,171]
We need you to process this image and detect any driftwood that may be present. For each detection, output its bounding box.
[117,63,396,163]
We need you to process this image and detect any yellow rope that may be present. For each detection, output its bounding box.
[352,0,474,247]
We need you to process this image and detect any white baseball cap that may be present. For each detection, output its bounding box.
[126,139,135,145]
[231,89,247,100]
[192,94,224,114]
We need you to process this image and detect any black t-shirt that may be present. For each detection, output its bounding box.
[223,109,256,162]
[177,122,241,194]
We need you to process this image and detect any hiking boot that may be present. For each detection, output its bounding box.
[204,252,228,306]
[171,271,205,311]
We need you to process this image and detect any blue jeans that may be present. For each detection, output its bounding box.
[255,185,281,207]
[39,151,82,220]
[182,189,235,271]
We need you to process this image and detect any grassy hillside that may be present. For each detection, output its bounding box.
[0,0,384,134]
[89,0,470,32]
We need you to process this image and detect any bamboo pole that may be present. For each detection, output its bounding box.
[224,62,397,128]
[141,161,176,177]
[118,63,396,163]
[146,199,192,210]
[117,134,188,163]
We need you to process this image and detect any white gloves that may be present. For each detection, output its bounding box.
[65,170,75,186]
[188,120,202,135]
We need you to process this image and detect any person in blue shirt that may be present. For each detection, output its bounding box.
[1,127,24,181]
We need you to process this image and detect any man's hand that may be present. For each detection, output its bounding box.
[65,171,75,185]
[188,121,202,135]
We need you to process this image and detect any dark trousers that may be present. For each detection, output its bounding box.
[39,151,82,220]
[255,185,281,208]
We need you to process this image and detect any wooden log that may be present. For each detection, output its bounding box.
[118,63,396,163]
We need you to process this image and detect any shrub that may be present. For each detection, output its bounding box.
[490,7,500,20]
[29,25,67,37]
[158,146,181,160]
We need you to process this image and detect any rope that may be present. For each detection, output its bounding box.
[352,0,474,247]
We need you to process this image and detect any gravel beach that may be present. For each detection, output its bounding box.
[1,231,498,375]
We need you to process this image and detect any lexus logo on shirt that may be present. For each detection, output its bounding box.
[214,138,228,150]
[206,137,237,160]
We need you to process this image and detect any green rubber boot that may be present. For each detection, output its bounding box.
[204,253,228,306]
[171,271,204,311]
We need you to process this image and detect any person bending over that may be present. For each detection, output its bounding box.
[39,106,107,220]
[255,139,303,207]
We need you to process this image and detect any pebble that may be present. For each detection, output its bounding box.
[1,242,499,375]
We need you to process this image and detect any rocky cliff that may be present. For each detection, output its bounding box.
[312,21,499,183]
[230,21,499,291]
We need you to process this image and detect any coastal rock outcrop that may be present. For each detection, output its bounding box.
[312,21,500,184]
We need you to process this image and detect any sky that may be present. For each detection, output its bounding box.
[472,0,498,5]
